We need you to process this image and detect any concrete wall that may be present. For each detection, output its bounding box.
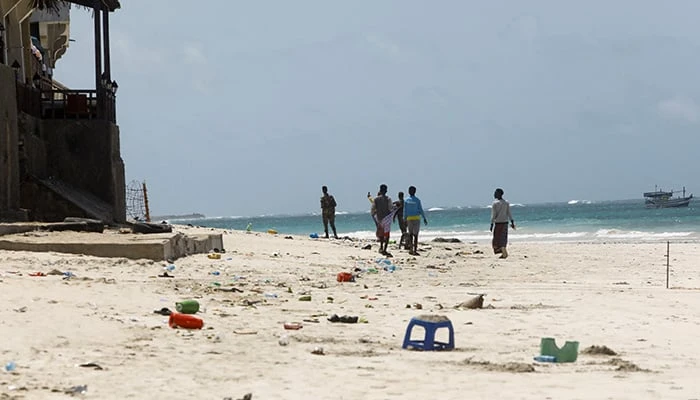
[40,119,125,222]
[19,178,91,221]
[0,230,224,261]
[0,64,20,218]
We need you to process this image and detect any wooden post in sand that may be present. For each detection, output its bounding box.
[666,241,670,289]
[143,181,151,222]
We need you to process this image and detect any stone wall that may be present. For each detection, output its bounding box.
[0,64,20,219]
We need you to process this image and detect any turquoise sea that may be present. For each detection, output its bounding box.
[172,199,700,243]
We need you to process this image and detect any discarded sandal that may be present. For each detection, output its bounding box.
[327,314,340,322]
[339,315,359,323]
[153,307,172,316]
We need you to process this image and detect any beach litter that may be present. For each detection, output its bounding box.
[168,313,204,329]
[337,272,354,282]
[175,299,200,314]
[78,362,103,370]
[279,334,290,346]
[4,361,16,372]
[283,322,303,330]
[327,314,359,323]
[233,329,258,335]
[539,337,579,363]
[311,346,325,355]
[455,294,485,309]
[223,393,252,400]
[65,385,88,395]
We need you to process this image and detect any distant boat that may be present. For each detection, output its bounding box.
[644,186,693,208]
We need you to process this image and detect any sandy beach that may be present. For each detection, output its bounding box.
[1,227,699,399]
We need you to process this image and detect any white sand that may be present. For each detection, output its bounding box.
[1,227,699,399]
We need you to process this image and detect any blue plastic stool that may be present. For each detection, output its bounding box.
[402,315,455,351]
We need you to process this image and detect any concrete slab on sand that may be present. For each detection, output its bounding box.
[0,227,223,261]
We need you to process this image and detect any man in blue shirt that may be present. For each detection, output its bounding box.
[403,186,428,255]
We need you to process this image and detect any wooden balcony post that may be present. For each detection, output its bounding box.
[102,4,111,81]
[93,0,103,119]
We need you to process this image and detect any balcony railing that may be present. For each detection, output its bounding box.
[15,82,116,123]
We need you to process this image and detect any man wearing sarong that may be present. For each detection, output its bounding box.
[393,192,407,249]
[490,188,516,259]
[371,184,396,256]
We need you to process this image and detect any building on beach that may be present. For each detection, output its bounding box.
[0,0,125,223]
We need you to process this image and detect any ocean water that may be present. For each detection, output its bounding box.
[172,199,700,243]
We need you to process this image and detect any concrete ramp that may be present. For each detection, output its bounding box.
[0,228,223,261]
[38,178,114,223]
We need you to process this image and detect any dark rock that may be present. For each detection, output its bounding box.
[432,237,462,243]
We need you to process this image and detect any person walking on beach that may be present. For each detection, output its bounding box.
[490,188,515,259]
[320,186,339,239]
[393,191,407,249]
[371,184,395,256]
[403,186,428,256]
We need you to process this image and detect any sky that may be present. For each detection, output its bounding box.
[56,0,700,217]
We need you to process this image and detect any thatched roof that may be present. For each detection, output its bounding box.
[32,0,121,13]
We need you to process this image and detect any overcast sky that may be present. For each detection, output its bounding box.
[57,0,700,217]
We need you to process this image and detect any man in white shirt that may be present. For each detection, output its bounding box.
[490,188,516,259]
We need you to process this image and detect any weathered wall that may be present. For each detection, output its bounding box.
[0,64,20,218]
[17,112,47,179]
[19,178,91,221]
[40,119,126,222]
[110,124,126,223]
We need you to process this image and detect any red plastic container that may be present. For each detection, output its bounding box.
[169,312,204,329]
[337,272,354,282]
